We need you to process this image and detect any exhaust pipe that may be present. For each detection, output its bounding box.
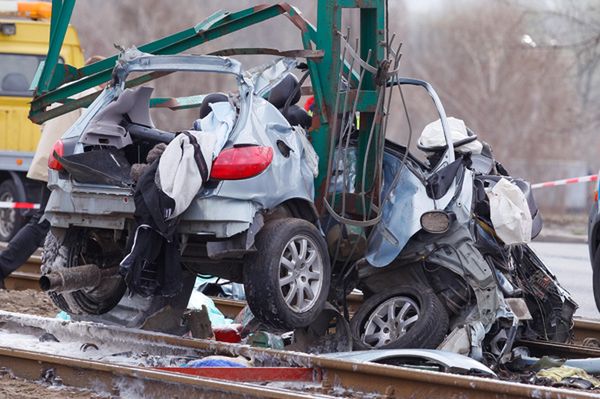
[40,264,118,293]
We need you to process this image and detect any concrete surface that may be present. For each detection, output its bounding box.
[530,241,598,320]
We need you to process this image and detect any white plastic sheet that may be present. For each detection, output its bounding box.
[418,117,483,155]
[487,178,532,245]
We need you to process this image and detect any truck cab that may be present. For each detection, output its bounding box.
[0,9,84,240]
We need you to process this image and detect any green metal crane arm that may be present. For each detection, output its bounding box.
[29,0,387,208]
[29,2,317,124]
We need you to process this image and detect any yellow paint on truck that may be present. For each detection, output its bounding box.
[0,18,84,153]
[0,15,84,240]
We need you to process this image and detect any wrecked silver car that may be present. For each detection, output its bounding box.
[342,83,577,362]
[40,52,329,330]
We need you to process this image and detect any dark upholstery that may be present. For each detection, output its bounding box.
[268,74,301,109]
[280,105,311,129]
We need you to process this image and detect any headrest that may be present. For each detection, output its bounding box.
[281,105,312,130]
[199,92,229,119]
[268,74,301,109]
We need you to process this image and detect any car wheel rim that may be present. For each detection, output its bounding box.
[279,234,324,313]
[0,191,15,238]
[361,296,420,348]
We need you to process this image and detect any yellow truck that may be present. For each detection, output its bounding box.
[0,1,84,240]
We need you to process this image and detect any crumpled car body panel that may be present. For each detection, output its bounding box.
[322,349,496,377]
[366,151,457,267]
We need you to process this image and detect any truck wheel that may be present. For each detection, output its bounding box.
[42,228,126,315]
[243,218,331,330]
[0,180,24,241]
[351,284,449,350]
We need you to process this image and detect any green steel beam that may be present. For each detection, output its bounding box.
[30,4,292,123]
[30,1,388,218]
[36,0,75,94]
[356,2,385,198]
[311,0,386,206]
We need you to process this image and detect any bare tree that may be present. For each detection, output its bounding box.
[391,1,579,168]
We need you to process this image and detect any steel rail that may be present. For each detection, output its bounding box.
[0,346,327,399]
[0,311,597,399]
[212,297,600,345]
[4,257,600,345]
[3,254,42,290]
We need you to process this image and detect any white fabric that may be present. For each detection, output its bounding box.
[248,58,297,96]
[419,117,483,155]
[198,102,236,159]
[487,178,532,245]
[158,102,235,219]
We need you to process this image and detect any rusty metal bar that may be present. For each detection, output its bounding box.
[0,311,598,398]
[0,347,322,399]
[518,339,600,360]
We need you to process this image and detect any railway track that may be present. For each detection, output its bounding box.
[0,310,598,399]
[3,253,42,291]
[5,254,600,344]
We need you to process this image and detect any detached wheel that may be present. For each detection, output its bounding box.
[42,228,126,315]
[351,284,449,350]
[0,180,24,242]
[244,218,331,330]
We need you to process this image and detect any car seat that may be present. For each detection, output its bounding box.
[268,74,311,129]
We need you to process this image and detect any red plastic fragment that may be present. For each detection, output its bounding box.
[156,367,316,382]
[213,324,242,343]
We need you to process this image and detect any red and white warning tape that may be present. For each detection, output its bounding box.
[0,202,40,210]
[531,174,598,189]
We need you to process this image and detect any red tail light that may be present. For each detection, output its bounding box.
[48,139,64,171]
[210,146,273,180]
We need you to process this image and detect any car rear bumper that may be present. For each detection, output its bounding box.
[45,173,259,237]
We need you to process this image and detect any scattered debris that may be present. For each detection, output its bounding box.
[183,355,251,368]
[80,343,99,352]
[536,366,600,389]
[38,333,59,343]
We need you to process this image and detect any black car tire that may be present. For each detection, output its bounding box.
[243,218,331,330]
[42,228,125,315]
[0,180,24,242]
[351,284,449,350]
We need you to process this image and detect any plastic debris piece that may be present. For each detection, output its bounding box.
[39,332,60,342]
[80,342,99,352]
[213,324,242,343]
[156,366,314,382]
[247,331,284,349]
[536,366,600,388]
[55,311,71,321]
[184,355,251,368]
[183,306,214,339]
[187,279,233,327]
